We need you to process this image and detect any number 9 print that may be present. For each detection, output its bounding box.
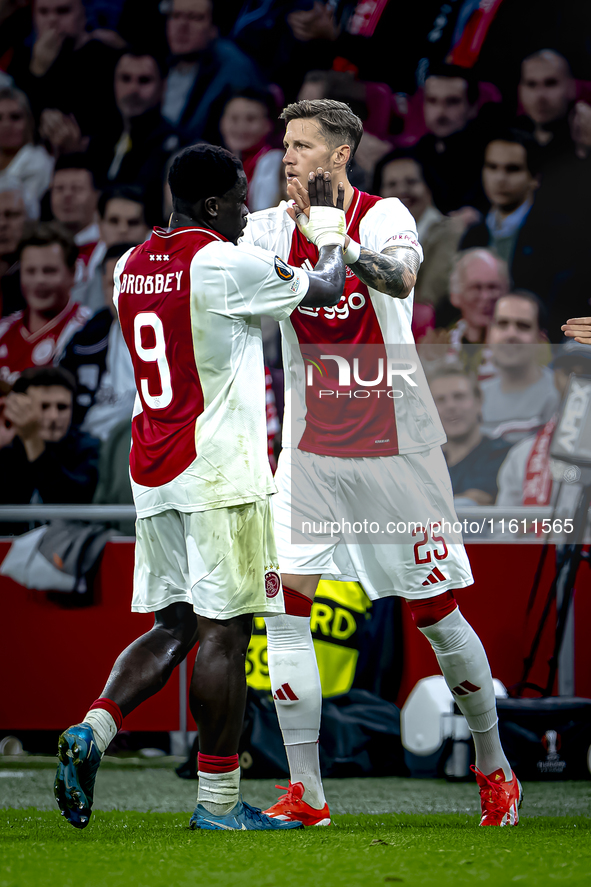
[133,312,173,410]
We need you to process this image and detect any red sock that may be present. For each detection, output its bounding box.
[89,697,123,731]
[198,753,239,773]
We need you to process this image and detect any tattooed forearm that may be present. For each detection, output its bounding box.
[349,245,420,298]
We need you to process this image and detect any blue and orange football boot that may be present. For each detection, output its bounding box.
[54,723,102,829]
[190,799,303,831]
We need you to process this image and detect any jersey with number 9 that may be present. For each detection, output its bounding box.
[113,226,309,519]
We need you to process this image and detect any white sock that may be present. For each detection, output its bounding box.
[285,741,325,809]
[418,607,512,781]
[197,767,240,816]
[82,709,117,755]
[265,613,325,809]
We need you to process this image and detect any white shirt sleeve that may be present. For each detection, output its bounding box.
[359,197,424,264]
[242,204,295,256]
[195,241,309,322]
[111,247,135,317]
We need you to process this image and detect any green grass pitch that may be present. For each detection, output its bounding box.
[1,762,590,886]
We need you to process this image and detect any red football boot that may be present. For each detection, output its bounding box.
[471,765,523,826]
[263,782,331,826]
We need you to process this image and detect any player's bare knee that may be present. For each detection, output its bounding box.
[153,602,198,656]
[197,613,252,658]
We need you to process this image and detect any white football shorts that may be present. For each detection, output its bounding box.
[132,497,284,620]
[273,447,474,600]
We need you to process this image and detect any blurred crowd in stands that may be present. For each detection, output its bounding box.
[1,0,591,530]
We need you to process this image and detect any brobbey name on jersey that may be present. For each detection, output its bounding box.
[119,271,183,295]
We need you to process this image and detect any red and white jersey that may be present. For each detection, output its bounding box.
[243,190,445,457]
[0,301,90,386]
[113,226,309,518]
[73,222,101,285]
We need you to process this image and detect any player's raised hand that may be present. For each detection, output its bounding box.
[295,168,346,249]
[286,169,344,223]
[3,392,41,440]
[561,317,591,345]
[30,27,66,76]
[39,109,85,157]
[308,168,345,210]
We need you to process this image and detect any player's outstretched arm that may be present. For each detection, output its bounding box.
[346,244,419,299]
[562,317,591,345]
[287,176,419,300]
[299,170,346,309]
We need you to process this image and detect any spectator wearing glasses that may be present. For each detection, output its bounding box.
[447,248,509,347]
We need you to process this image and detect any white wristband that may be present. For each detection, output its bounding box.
[316,231,346,248]
[343,238,361,264]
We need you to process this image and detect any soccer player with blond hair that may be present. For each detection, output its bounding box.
[243,99,521,828]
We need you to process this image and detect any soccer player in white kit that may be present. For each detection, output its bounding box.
[54,144,348,832]
[242,100,522,828]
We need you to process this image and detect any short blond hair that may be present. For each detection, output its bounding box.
[280,98,364,157]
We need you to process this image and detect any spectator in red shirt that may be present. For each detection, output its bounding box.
[0,221,89,385]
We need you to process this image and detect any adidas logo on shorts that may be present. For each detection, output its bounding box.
[422,566,448,586]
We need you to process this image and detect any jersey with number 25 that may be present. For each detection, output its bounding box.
[113,226,309,518]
